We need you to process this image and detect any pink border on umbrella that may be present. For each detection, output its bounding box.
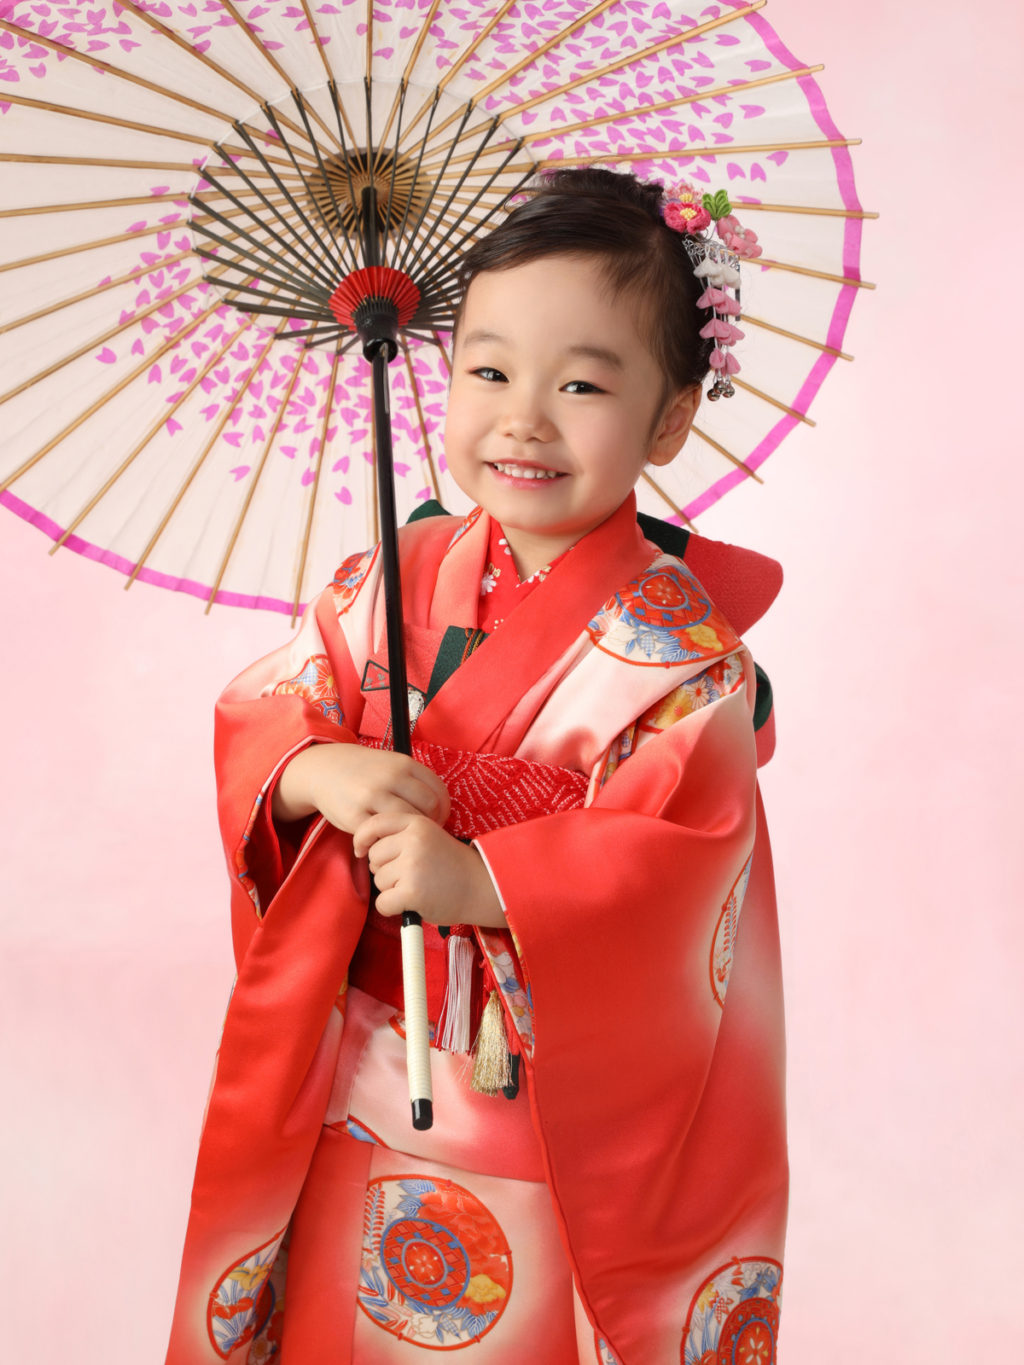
[680,0,866,522]
[1,488,303,615]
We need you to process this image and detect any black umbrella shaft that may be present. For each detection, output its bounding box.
[371,346,412,757]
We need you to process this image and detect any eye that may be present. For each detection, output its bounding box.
[471,366,508,383]
[562,380,604,395]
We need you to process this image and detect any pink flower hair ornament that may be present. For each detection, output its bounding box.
[662,184,761,399]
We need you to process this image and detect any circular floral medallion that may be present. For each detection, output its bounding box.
[207,1228,286,1360]
[710,855,753,1008]
[718,1299,780,1365]
[358,1176,513,1348]
[587,557,734,667]
[681,1257,782,1365]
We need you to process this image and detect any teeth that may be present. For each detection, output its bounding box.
[493,463,559,480]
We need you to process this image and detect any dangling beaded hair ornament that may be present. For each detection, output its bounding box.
[662,183,763,400]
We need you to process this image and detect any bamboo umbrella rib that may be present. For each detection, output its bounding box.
[0,192,188,220]
[393,98,485,277]
[0,153,199,173]
[431,331,452,375]
[296,0,336,88]
[0,217,194,276]
[691,426,763,482]
[0,17,292,139]
[730,377,815,425]
[742,314,852,360]
[214,0,339,152]
[195,162,340,297]
[374,0,443,157]
[640,470,695,529]
[115,0,329,156]
[735,202,879,220]
[125,320,274,587]
[411,0,626,147]
[292,347,341,624]
[411,0,769,152]
[286,90,359,273]
[266,96,357,276]
[56,319,252,559]
[0,93,305,173]
[0,262,232,407]
[454,137,861,179]
[226,117,344,286]
[400,128,524,280]
[435,66,824,167]
[756,257,876,288]
[205,332,306,613]
[401,341,440,501]
[0,248,196,338]
[401,0,519,139]
[421,2,779,162]
[0,293,230,496]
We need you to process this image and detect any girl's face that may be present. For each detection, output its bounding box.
[445,255,699,579]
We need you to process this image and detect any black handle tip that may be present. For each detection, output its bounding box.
[411,1098,433,1131]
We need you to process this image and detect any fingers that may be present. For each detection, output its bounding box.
[353,810,413,860]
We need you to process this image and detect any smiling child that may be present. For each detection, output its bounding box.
[167,168,787,1365]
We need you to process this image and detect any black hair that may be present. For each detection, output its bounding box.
[455,167,713,401]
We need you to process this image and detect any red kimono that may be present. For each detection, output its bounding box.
[166,493,787,1364]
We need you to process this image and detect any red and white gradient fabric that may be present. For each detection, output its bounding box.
[165,495,787,1363]
[0,0,869,615]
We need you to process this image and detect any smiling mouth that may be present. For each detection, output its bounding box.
[489,462,562,480]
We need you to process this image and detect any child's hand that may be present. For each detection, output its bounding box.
[354,812,507,930]
[272,742,450,834]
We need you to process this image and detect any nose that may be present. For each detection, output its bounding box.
[499,385,555,444]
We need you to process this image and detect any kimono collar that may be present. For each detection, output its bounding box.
[414,494,655,755]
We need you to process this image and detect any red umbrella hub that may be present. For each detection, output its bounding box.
[330,266,421,330]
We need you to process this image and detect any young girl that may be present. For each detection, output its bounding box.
[166,169,787,1365]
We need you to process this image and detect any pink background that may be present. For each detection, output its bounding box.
[2,1,1021,1358]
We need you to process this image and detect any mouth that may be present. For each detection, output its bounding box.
[488,461,563,481]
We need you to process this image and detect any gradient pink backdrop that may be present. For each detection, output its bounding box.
[3,2,1021,1358]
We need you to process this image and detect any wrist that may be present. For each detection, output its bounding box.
[273,744,324,822]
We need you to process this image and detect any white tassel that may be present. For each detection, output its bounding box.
[436,932,476,1054]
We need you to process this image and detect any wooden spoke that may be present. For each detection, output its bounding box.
[205,331,305,612]
[292,347,341,623]
[401,1,519,139]
[423,2,779,162]
[730,377,816,425]
[431,331,452,376]
[0,248,196,338]
[640,471,695,528]
[58,319,252,560]
[53,314,254,556]
[0,153,198,173]
[401,341,440,501]
[451,137,862,180]
[0,262,232,407]
[0,218,194,276]
[412,0,623,147]
[735,201,879,220]
[374,0,443,156]
[1,292,231,496]
[691,426,763,483]
[755,257,876,288]
[125,320,276,588]
[0,92,304,173]
[115,0,328,154]
[742,314,853,361]
[0,192,187,220]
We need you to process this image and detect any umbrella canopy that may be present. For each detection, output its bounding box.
[0,0,873,618]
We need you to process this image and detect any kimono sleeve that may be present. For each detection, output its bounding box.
[214,581,368,959]
[472,657,765,1287]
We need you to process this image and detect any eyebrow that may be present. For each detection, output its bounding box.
[461,330,625,370]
